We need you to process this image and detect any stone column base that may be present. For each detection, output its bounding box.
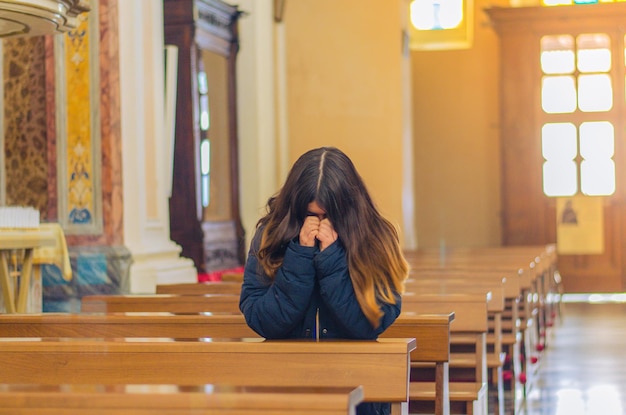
[128,249,197,294]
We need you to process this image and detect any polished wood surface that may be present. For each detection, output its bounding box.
[80,294,242,313]
[156,281,243,295]
[0,310,451,415]
[0,384,364,415]
[164,0,245,271]
[0,337,415,406]
[383,312,453,415]
[0,313,258,338]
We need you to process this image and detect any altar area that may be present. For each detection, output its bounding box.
[0,223,68,314]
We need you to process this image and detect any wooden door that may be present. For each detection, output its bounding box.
[164,0,245,273]
[487,4,626,293]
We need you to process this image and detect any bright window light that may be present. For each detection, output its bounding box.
[581,160,615,195]
[543,160,578,196]
[578,74,613,112]
[580,122,614,160]
[541,35,575,74]
[542,123,577,160]
[200,139,211,207]
[542,76,577,113]
[410,0,463,30]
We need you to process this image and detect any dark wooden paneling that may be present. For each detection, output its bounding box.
[164,0,244,272]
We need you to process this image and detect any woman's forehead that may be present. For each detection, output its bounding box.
[307,201,326,214]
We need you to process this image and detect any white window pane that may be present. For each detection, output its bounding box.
[541,50,576,74]
[578,49,611,73]
[198,72,208,95]
[410,0,463,30]
[543,160,577,196]
[580,122,614,160]
[581,160,615,196]
[577,34,611,73]
[578,74,613,112]
[542,76,577,113]
[541,35,575,74]
[201,175,210,207]
[200,139,211,175]
[200,95,210,131]
[542,123,577,160]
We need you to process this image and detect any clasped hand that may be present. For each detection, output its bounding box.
[299,216,338,251]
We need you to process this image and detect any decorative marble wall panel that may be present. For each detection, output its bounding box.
[56,5,103,234]
[3,37,49,218]
[1,0,130,313]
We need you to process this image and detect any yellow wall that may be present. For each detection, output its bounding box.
[411,0,507,248]
[284,1,408,238]
[277,0,512,249]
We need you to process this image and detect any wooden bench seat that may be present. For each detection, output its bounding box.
[401,293,491,415]
[0,384,364,415]
[411,265,535,402]
[403,245,554,414]
[220,272,244,283]
[0,311,452,415]
[156,281,243,295]
[410,381,487,415]
[80,294,242,313]
[0,337,415,415]
[0,312,259,338]
[382,312,453,415]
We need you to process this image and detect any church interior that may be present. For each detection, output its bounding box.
[1,0,626,414]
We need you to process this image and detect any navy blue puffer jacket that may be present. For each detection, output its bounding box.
[239,227,402,415]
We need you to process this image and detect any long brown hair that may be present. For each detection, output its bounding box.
[254,147,409,328]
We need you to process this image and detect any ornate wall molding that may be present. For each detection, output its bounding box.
[0,0,90,37]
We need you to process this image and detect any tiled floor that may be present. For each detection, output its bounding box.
[516,295,626,415]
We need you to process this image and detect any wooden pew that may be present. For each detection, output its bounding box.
[157,281,242,295]
[120,283,489,415]
[0,337,415,415]
[0,312,453,415]
[0,313,258,338]
[381,312,453,415]
[220,272,244,283]
[404,246,551,414]
[401,293,490,415]
[80,294,242,313]
[406,273,519,404]
[404,254,538,354]
[153,277,503,414]
[405,278,510,415]
[0,383,364,415]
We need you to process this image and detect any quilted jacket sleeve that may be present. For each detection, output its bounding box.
[239,228,317,339]
[316,241,401,339]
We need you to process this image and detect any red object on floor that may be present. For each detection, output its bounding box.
[530,356,539,364]
[536,343,545,352]
[198,266,244,282]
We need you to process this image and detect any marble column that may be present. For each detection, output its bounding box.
[117,0,197,293]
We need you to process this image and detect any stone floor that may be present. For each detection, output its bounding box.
[499,295,626,415]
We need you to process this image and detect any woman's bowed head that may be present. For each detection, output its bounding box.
[240,145,409,338]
